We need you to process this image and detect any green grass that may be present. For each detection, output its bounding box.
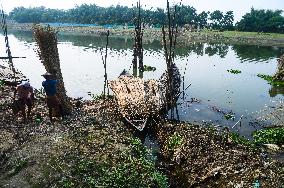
[199,30,284,39]
[229,132,255,148]
[166,133,183,151]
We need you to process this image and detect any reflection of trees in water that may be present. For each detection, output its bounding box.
[9,30,284,61]
[175,42,204,57]
[8,30,35,43]
[205,43,229,58]
[232,45,284,63]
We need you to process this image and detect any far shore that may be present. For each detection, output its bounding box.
[6,23,284,47]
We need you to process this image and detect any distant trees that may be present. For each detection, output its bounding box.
[209,10,234,30]
[209,10,223,30]
[222,11,234,30]
[8,4,222,29]
[8,4,284,33]
[236,8,284,33]
[197,11,209,29]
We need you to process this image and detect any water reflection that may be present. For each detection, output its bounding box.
[232,45,284,63]
[10,30,284,62]
[205,43,229,58]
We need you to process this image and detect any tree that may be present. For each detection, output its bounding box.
[176,5,197,26]
[222,11,234,30]
[210,10,223,30]
[236,8,284,33]
[197,11,209,29]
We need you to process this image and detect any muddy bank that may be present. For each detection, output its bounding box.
[155,122,284,187]
[7,23,284,47]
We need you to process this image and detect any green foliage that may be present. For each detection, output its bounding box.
[253,128,284,145]
[143,65,156,72]
[229,132,255,147]
[8,4,215,28]
[227,69,242,74]
[197,11,209,29]
[166,133,183,150]
[236,8,284,33]
[257,74,284,86]
[224,113,235,120]
[210,10,224,30]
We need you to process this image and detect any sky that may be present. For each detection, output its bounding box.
[1,0,284,22]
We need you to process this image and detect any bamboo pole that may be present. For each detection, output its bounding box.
[1,6,17,99]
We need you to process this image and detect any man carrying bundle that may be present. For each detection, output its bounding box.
[42,72,63,122]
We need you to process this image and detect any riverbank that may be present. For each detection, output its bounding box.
[0,67,283,187]
[7,23,284,47]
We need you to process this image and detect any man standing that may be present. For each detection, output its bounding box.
[16,82,34,123]
[42,72,63,122]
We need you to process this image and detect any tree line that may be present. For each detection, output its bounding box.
[7,4,284,33]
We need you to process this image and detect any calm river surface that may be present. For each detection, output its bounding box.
[1,30,284,136]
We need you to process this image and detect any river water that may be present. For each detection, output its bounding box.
[1,30,284,137]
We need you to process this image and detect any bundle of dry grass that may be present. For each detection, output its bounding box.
[33,25,72,115]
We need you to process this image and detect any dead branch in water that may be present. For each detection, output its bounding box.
[132,0,144,78]
[162,0,180,119]
[100,30,110,99]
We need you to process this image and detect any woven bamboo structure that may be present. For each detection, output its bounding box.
[109,76,162,130]
[109,64,181,130]
[33,25,72,115]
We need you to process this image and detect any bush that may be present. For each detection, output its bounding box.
[253,128,284,145]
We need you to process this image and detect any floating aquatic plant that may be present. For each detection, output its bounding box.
[224,113,235,120]
[227,69,242,74]
[143,65,157,72]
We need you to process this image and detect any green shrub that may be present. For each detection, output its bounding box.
[253,128,284,145]
[257,74,284,86]
[166,133,183,151]
[229,132,255,147]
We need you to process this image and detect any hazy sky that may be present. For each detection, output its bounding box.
[1,0,284,22]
